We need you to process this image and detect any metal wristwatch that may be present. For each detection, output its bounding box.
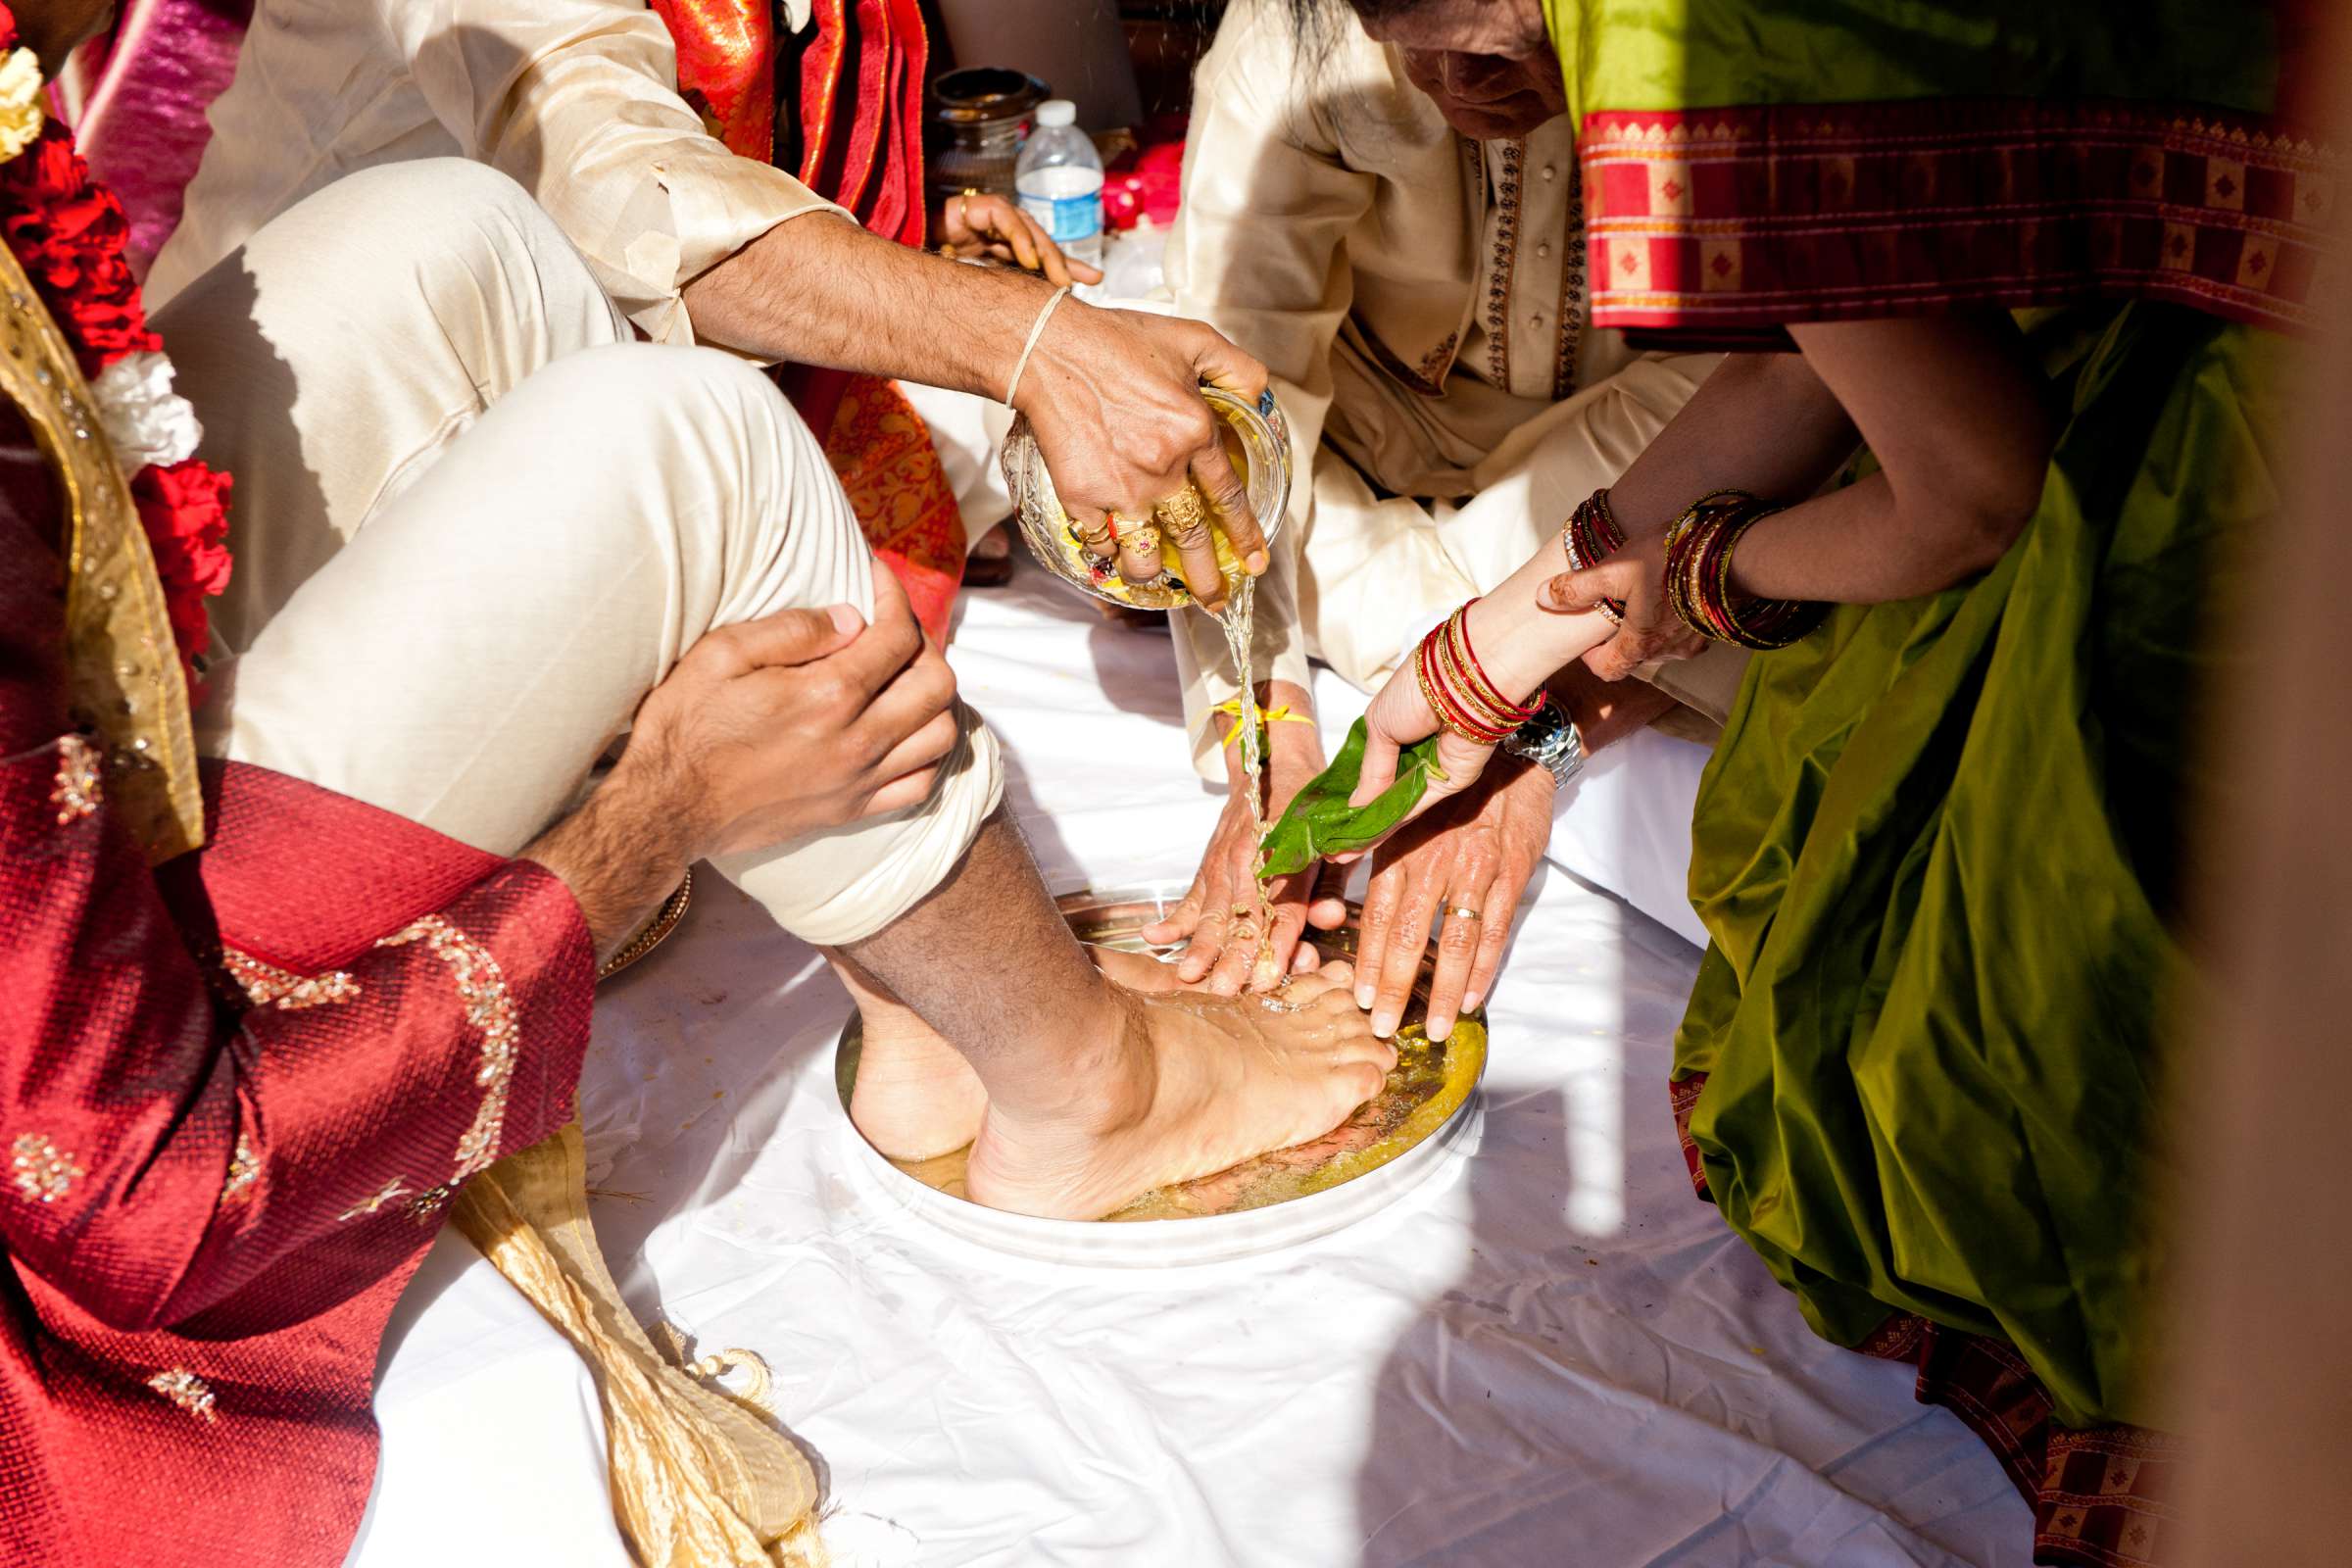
[1500,694,1586,788]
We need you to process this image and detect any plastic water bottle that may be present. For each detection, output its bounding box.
[1015,99,1104,274]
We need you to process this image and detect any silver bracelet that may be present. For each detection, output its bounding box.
[1004,284,1071,406]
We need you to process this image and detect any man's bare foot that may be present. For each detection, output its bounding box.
[844,962,990,1161]
[962,960,1397,1219]
[847,944,1187,1159]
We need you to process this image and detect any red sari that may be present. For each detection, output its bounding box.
[0,412,595,1563]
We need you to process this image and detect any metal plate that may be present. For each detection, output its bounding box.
[832,884,1487,1266]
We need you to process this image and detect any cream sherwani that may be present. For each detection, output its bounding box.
[149,0,838,341]
[141,1,1010,942]
[1165,0,1739,775]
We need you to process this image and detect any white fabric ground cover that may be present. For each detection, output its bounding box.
[351,561,2029,1567]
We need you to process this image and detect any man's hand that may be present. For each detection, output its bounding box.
[937,191,1103,289]
[626,563,958,854]
[1017,304,1271,611]
[1352,758,1555,1042]
[524,564,959,955]
[1142,684,1337,991]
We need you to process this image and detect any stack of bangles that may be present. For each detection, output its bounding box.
[1558,488,1628,623]
[1414,600,1539,745]
[1661,489,1830,650]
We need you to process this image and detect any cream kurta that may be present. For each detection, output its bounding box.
[149,0,843,343]
[1166,1,1735,774]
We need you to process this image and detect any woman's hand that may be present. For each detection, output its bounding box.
[938,191,1104,288]
[1537,528,1706,682]
[1343,655,1496,835]
[1353,759,1555,1041]
[1016,305,1271,611]
[1143,687,1339,991]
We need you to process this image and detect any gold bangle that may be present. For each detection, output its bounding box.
[598,868,693,983]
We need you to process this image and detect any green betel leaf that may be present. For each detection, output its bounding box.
[1257,718,1446,880]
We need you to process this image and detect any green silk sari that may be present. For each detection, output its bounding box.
[1532,1,2322,1440]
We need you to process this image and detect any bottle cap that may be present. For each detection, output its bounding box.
[1035,99,1076,128]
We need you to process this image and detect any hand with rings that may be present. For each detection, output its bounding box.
[935,189,1102,289]
[1009,302,1270,613]
[1351,755,1558,1042]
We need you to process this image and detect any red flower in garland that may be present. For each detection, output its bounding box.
[0,16,229,693]
[133,459,235,657]
[0,130,161,377]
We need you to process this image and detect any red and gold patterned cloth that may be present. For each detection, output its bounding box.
[1581,98,2339,348]
[652,0,968,642]
[0,419,595,1564]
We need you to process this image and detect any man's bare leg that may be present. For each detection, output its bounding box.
[843,811,1395,1219]
[834,943,1186,1162]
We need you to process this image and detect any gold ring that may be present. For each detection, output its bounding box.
[1071,516,1115,550]
[1443,904,1482,922]
[1154,485,1212,545]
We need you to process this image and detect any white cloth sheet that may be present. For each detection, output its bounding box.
[352,559,2030,1568]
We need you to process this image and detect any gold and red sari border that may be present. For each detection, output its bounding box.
[1581,98,2341,340]
[1671,1074,2182,1567]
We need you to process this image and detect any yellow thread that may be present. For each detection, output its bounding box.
[1211,697,1313,750]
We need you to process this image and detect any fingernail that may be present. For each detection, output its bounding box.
[826,603,863,634]
[1371,1009,1397,1039]
[1247,551,1268,574]
[1354,984,1374,1009]
[1428,1014,1452,1041]
[1461,991,1483,1014]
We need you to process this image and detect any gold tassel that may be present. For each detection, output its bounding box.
[453,1125,826,1567]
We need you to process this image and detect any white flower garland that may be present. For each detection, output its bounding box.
[0,45,202,480]
[90,350,203,476]
[0,46,40,161]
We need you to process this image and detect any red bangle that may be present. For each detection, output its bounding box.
[1445,603,1539,725]
[1416,630,1514,743]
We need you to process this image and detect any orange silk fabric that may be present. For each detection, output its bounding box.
[651,0,967,643]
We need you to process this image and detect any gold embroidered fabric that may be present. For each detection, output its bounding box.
[453,1125,824,1568]
[9,1131,82,1203]
[375,915,517,1182]
[0,243,203,862]
[220,947,361,1010]
[146,1367,220,1423]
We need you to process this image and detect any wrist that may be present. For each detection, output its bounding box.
[1004,282,1076,412]
[1461,593,1567,705]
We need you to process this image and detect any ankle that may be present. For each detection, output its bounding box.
[990,981,1154,1132]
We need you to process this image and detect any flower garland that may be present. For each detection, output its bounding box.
[0,4,229,692]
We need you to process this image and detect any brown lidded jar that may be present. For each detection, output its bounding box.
[926,67,1050,212]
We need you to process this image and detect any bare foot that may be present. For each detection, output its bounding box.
[845,962,989,1161]
[847,945,1182,1159]
[962,960,1397,1219]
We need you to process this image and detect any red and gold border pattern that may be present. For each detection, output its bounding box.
[1581,98,2339,340]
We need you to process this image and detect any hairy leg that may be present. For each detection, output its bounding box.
[834,942,1186,1161]
[843,812,1395,1218]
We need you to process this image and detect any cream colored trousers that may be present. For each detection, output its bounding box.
[156,160,1001,946]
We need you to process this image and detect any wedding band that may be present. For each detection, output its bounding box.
[1154,485,1212,546]
[1071,516,1115,550]
[1443,904,1482,922]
